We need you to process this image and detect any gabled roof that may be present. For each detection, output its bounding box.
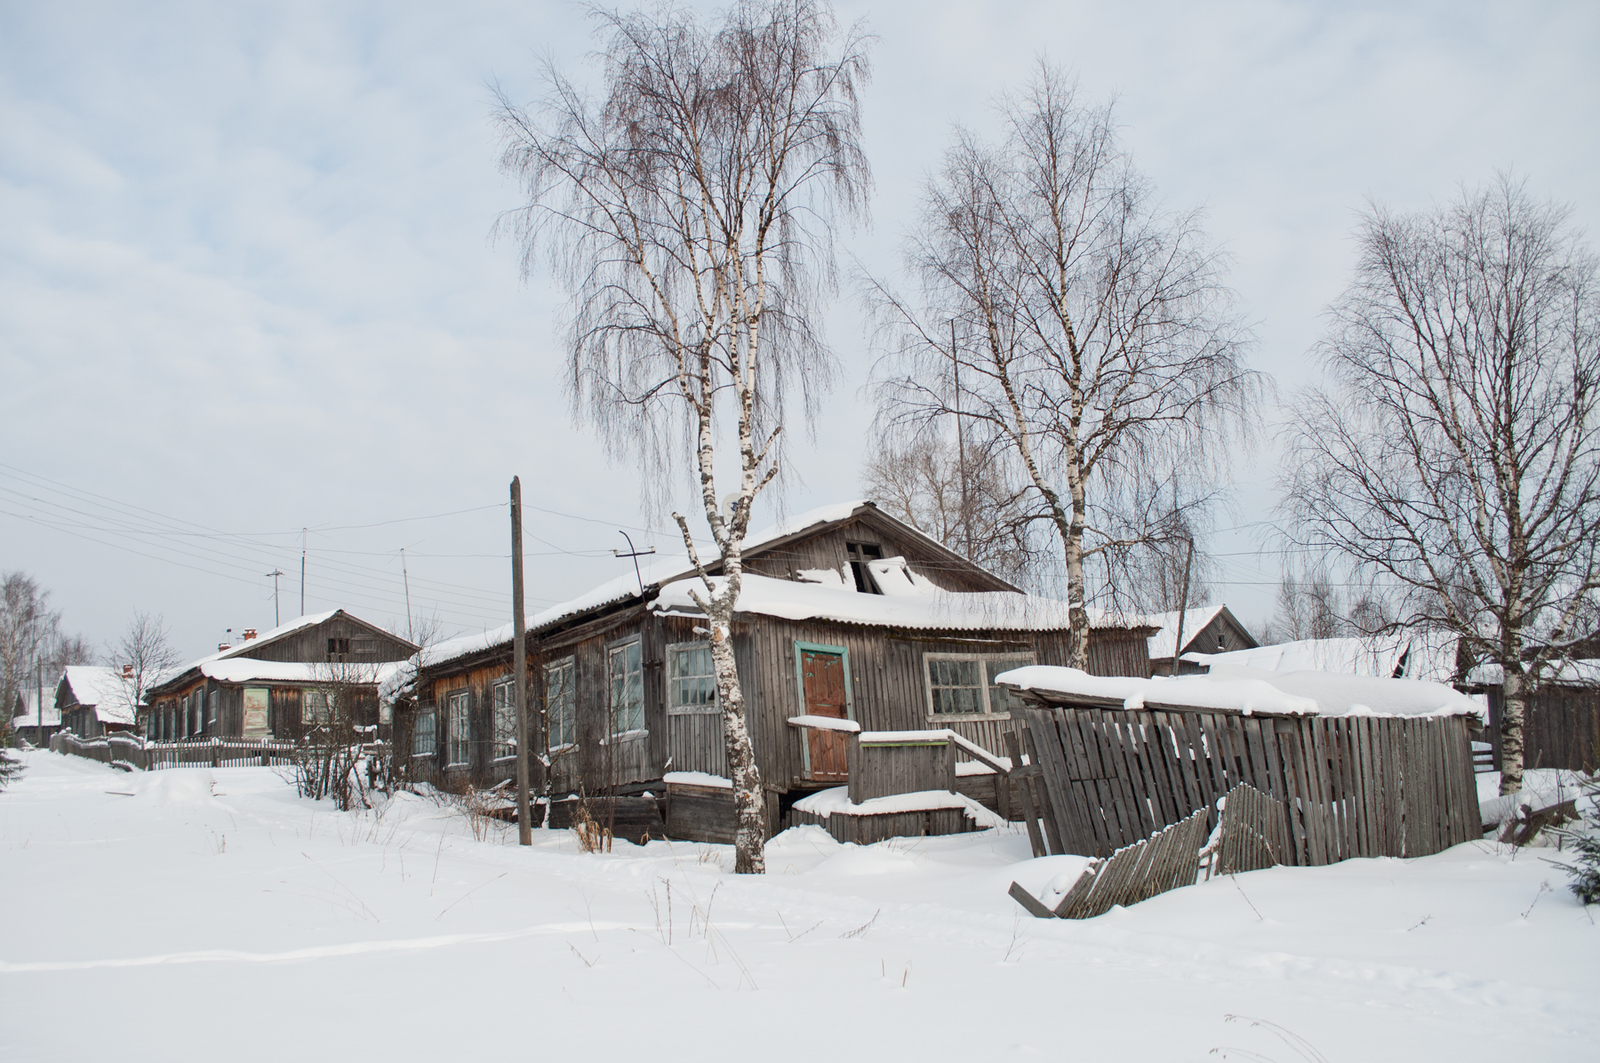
[422,501,1056,671]
[11,686,61,727]
[1126,604,1256,661]
[58,666,140,725]
[150,609,418,698]
[652,572,1131,633]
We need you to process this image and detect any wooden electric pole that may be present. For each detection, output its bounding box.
[510,477,533,846]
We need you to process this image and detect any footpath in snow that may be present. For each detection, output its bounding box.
[1,750,1594,1062]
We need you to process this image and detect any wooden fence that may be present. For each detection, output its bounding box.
[51,732,299,771]
[1016,704,1480,864]
[1010,805,1211,919]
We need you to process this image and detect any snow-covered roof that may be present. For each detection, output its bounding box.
[997,662,1484,719]
[1130,605,1231,660]
[653,572,1118,633]
[11,686,61,727]
[1191,632,1460,684]
[197,659,407,686]
[60,666,140,725]
[1464,658,1600,688]
[422,501,1035,671]
[204,610,342,664]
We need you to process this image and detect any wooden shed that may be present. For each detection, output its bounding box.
[407,502,1154,837]
[1465,659,1600,773]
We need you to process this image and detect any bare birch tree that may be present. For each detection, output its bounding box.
[1,573,61,722]
[859,433,1033,584]
[495,0,869,872]
[869,64,1260,667]
[105,611,181,728]
[1284,176,1600,794]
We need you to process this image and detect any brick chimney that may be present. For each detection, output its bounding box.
[242,629,257,641]
[122,664,133,679]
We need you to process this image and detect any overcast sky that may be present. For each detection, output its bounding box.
[3,0,1597,662]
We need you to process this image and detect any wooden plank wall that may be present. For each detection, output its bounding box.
[788,806,975,844]
[849,740,956,803]
[1021,705,1481,864]
[1485,684,1600,772]
[238,616,415,663]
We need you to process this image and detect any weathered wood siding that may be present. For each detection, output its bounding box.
[739,511,1014,593]
[233,613,416,664]
[1485,683,1600,773]
[1019,703,1481,863]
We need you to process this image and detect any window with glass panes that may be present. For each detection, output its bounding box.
[544,658,576,749]
[491,678,516,760]
[447,690,470,766]
[667,643,717,714]
[303,689,330,725]
[413,708,436,756]
[924,652,1035,717]
[608,638,644,734]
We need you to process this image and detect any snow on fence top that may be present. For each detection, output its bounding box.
[996,663,1484,719]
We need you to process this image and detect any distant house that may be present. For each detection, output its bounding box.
[1135,604,1259,675]
[144,610,418,741]
[9,684,63,745]
[406,501,1155,834]
[57,666,141,737]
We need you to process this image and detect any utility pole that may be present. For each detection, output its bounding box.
[300,529,307,617]
[952,319,973,559]
[36,655,43,746]
[510,477,532,846]
[265,569,285,627]
[1170,536,1196,677]
[400,548,414,643]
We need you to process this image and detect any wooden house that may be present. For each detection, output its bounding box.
[144,610,418,741]
[1137,604,1259,675]
[9,684,63,745]
[405,502,1154,835]
[57,666,140,737]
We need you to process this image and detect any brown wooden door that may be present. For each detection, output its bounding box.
[801,649,849,782]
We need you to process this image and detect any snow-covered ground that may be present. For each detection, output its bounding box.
[1,751,1593,1062]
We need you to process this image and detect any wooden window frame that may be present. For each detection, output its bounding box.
[544,657,577,752]
[606,636,645,738]
[412,705,437,757]
[844,541,885,594]
[446,689,470,767]
[666,641,719,716]
[922,651,1035,721]
[303,688,331,726]
[491,676,516,761]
